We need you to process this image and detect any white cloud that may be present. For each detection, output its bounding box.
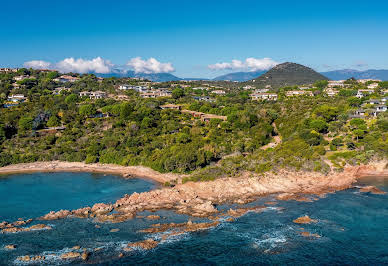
[24,60,52,69]
[208,57,278,71]
[55,57,113,73]
[126,57,175,74]
[23,57,113,74]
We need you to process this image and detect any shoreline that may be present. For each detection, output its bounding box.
[0,161,182,184]
[0,160,387,221]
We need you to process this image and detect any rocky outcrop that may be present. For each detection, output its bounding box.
[146,215,161,220]
[1,223,52,234]
[25,162,387,231]
[40,210,71,220]
[91,203,113,215]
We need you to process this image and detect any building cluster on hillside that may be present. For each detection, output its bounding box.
[118,84,172,98]
[193,96,215,102]
[324,88,339,97]
[54,75,80,83]
[0,68,20,73]
[159,104,227,122]
[350,97,387,118]
[14,75,35,81]
[285,90,314,97]
[250,92,278,101]
[181,110,227,122]
[3,94,27,108]
[356,89,375,98]
[79,91,107,99]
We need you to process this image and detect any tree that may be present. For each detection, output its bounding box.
[309,119,328,133]
[120,103,133,120]
[314,105,339,122]
[79,104,96,117]
[172,88,184,99]
[313,80,328,90]
[18,116,34,131]
[347,97,362,107]
[65,94,78,104]
[353,129,365,140]
[47,115,61,127]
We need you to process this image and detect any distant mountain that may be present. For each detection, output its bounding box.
[213,70,267,82]
[97,69,182,82]
[321,69,388,81]
[248,62,328,88]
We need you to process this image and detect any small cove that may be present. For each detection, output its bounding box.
[0,172,155,221]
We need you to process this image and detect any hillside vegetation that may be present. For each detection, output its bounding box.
[0,68,387,183]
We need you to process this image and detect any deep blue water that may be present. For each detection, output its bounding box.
[1,173,388,265]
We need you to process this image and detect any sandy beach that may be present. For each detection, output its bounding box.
[0,161,182,184]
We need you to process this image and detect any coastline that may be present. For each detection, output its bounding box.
[0,161,182,184]
[1,160,387,221]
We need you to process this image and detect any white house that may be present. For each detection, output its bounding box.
[356,89,375,98]
[211,90,226,95]
[328,80,345,88]
[54,75,80,83]
[250,93,278,101]
[286,90,313,97]
[325,88,339,97]
[367,83,379,89]
[7,94,26,102]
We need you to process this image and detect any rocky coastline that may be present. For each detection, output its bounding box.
[1,161,387,263]
[1,161,385,225]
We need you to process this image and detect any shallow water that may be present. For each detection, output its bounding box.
[1,173,388,265]
[0,172,155,221]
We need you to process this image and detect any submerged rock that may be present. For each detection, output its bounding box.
[146,215,161,220]
[1,223,51,234]
[17,255,45,262]
[61,251,81,259]
[127,239,159,250]
[359,186,387,195]
[300,231,321,238]
[293,215,317,224]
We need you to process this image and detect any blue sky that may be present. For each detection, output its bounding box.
[1,0,388,78]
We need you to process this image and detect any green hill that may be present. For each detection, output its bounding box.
[248,62,329,88]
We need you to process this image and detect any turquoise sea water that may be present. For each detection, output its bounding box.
[1,173,387,265]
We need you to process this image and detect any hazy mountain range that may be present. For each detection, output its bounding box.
[95,66,388,82]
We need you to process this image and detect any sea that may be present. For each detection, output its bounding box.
[0,172,387,265]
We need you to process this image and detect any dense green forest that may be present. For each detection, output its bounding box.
[0,69,387,183]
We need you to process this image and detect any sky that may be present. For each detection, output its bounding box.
[1,0,388,78]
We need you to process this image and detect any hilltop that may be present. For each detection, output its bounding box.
[247,62,329,88]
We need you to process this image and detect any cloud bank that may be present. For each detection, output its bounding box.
[24,60,52,69]
[24,57,113,74]
[126,57,175,74]
[208,57,278,71]
[24,57,175,74]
